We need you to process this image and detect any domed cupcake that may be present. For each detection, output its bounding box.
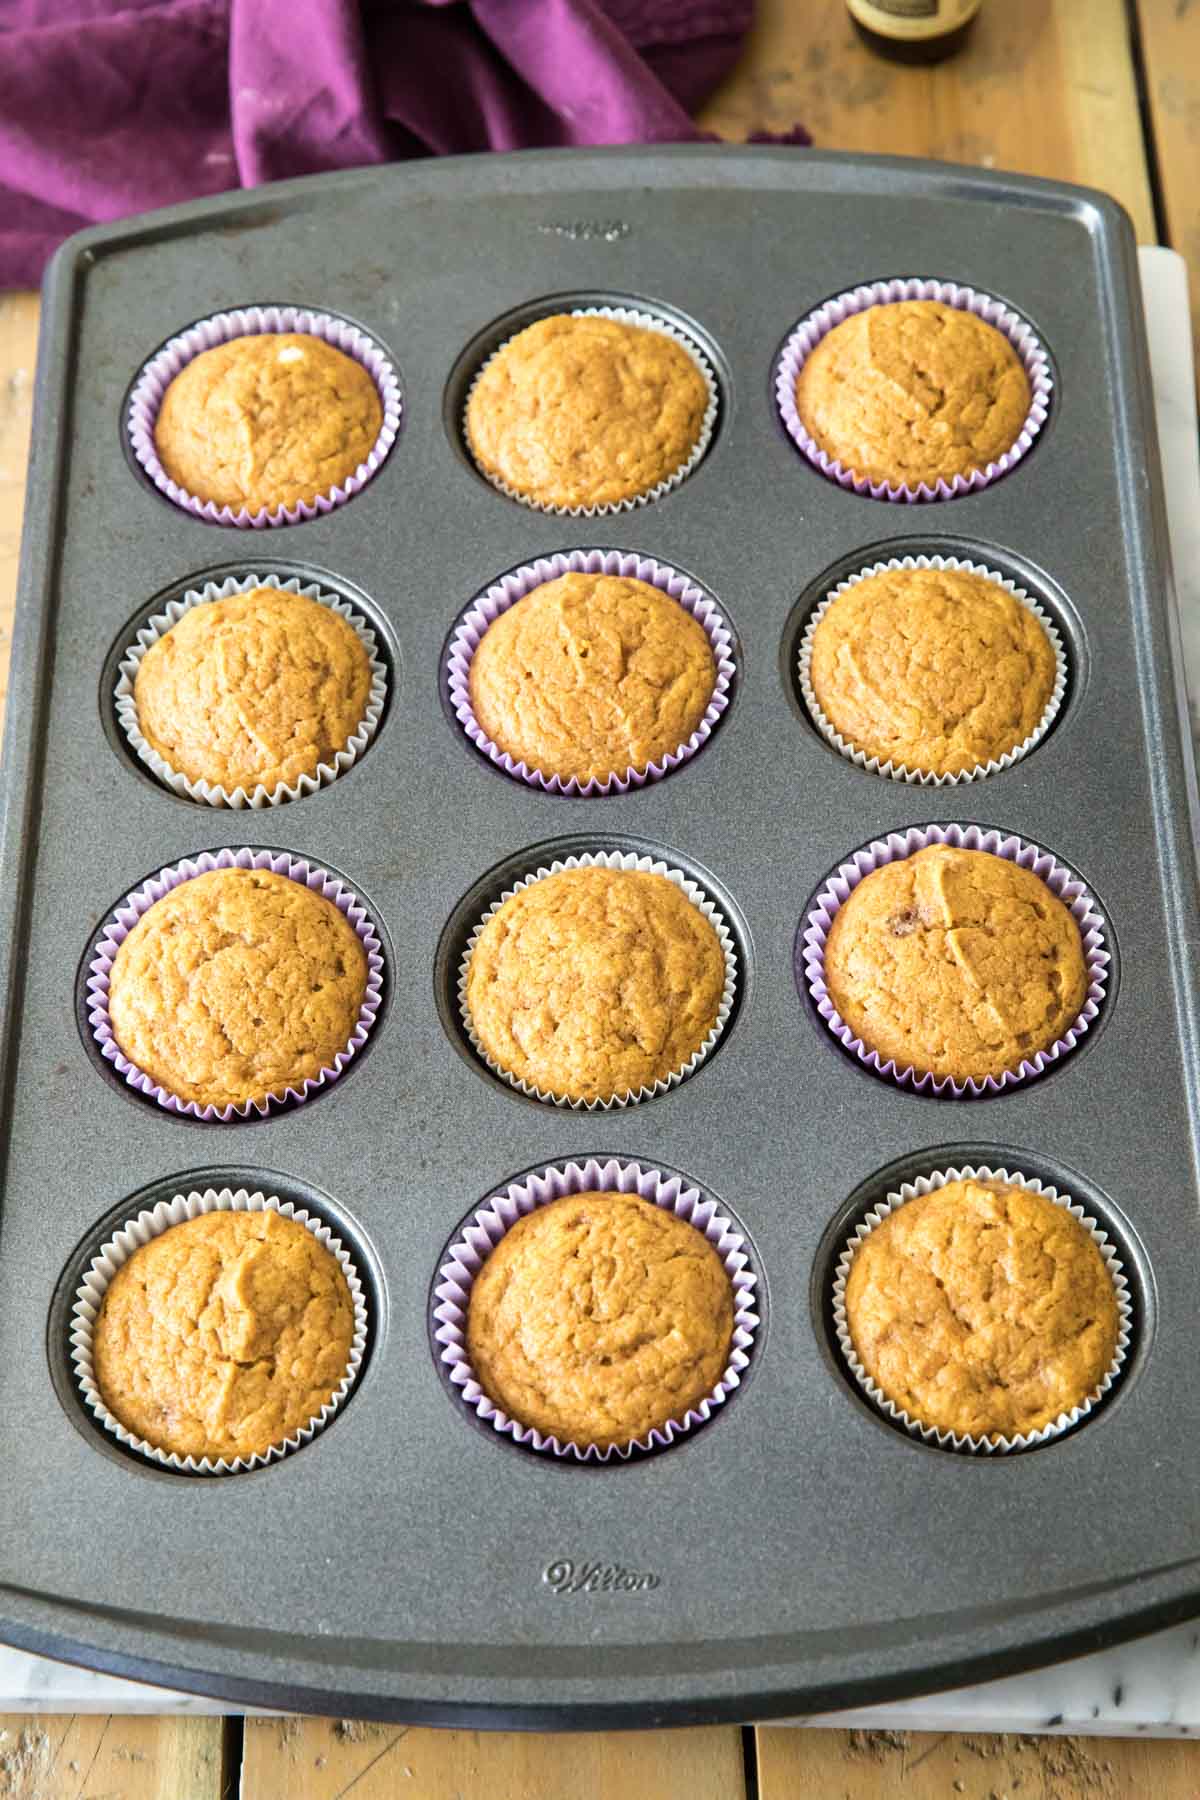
[465,312,713,511]
[466,1190,734,1450]
[153,332,382,515]
[841,1175,1124,1443]
[467,571,717,787]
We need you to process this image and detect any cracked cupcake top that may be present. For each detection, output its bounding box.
[465,314,710,510]
[153,332,382,514]
[794,300,1031,489]
[468,572,717,784]
[844,1178,1120,1440]
[107,868,368,1110]
[822,844,1087,1083]
[464,866,726,1102]
[809,565,1057,776]
[133,586,373,797]
[466,1191,734,1448]
[93,1208,355,1461]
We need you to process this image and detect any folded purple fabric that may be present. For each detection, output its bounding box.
[0,0,757,286]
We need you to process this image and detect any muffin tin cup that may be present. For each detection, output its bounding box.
[126,305,402,527]
[71,1185,369,1475]
[463,304,719,516]
[798,555,1068,786]
[458,850,738,1108]
[114,572,388,808]
[86,846,385,1121]
[833,1164,1132,1454]
[433,1157,759,1463]
[446,548,736,795]
[800,822,1110,1097]
[775,277,1053,502]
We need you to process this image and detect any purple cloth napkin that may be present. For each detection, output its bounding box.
[0,0,758,287]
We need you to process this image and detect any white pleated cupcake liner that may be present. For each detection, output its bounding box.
[114,571,388,808]
[459,850,738,1109]
[127,304,402,527]
[446,548,735,795]
[71,1185,368,1475]
[463,304,718,515]
[801,823,1109,1097]
[86,846,385,1121]
[433,1156,759,1462]
[833,1163,1132,1454]
[798,554,1067,785]
[775,277,1053,502]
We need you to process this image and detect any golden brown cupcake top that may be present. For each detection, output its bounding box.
[93,1208,355,1462]
[465,314,710,510]
[468,572,717,784]
[809,565,1057,776]
[153,332,382,514]
[467,1192,734,1448]
[794,300,1031,489]
[464,866,726,1102]
[133,586,374,796]
[107,867,368,1109]
[844,1178,1120,1440]
[823,845,1087,1083]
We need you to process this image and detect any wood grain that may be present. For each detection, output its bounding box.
[0,291,39,736]
[1137,0,1200,357]
[698,0,1157,243]
[238,1718,746,1800]
[0,1713,229,1799]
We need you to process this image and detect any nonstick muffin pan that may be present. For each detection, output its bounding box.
[1,146,1197,1727]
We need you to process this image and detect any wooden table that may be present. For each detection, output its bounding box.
[1,3,1198,1794]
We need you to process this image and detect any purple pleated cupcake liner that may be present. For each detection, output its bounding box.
[775,277,1053,502]
[433,1157,759,1463]
[800,823,1109,1097]
[463,304,718,516]
[72,1185,368,1475]
[798,555,1067,786]
[127,305,402,527]
[459,850,738,1109]
[86,846,385,1121]
[447,548,736,795]
[115,571,388,808]
[833,1164,1132,1454]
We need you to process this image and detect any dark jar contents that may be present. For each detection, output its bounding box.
[846,0,982,65]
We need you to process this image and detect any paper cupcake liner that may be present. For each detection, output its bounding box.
[447,549,736,795]
[433,1157,759,1462]
[114,572,388,808]
[798,555,1067,785]
[775,278,1053,502]
[800,823,1109,1097]
[463,304,718,515]
[86,846,385,1121]
[71,1185,368,1475]
[127,305,402,527]
[459,850,738,1108]
[833,1163,1132,1453]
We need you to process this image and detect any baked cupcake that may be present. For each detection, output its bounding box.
[153,333,382,514]
[468,571,717,786]
[465,313,712,510]
[466,1191,734,1449]
[794,300,1031,489]
[463,864,728,1102]
[822,844,1087,1082]
[131,585,374,798]
[91,1208,356,1462]
[106,867,368,1109]
[807,563,1058,777]
[842,1176,1122,1441]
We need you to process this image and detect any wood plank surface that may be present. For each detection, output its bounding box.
[0,1713,228,1800]
[0,291,38,736]
[1138,0,1200,359]
[238,1718,746,1800]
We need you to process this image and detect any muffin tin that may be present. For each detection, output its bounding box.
[1,147,1197,1726]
